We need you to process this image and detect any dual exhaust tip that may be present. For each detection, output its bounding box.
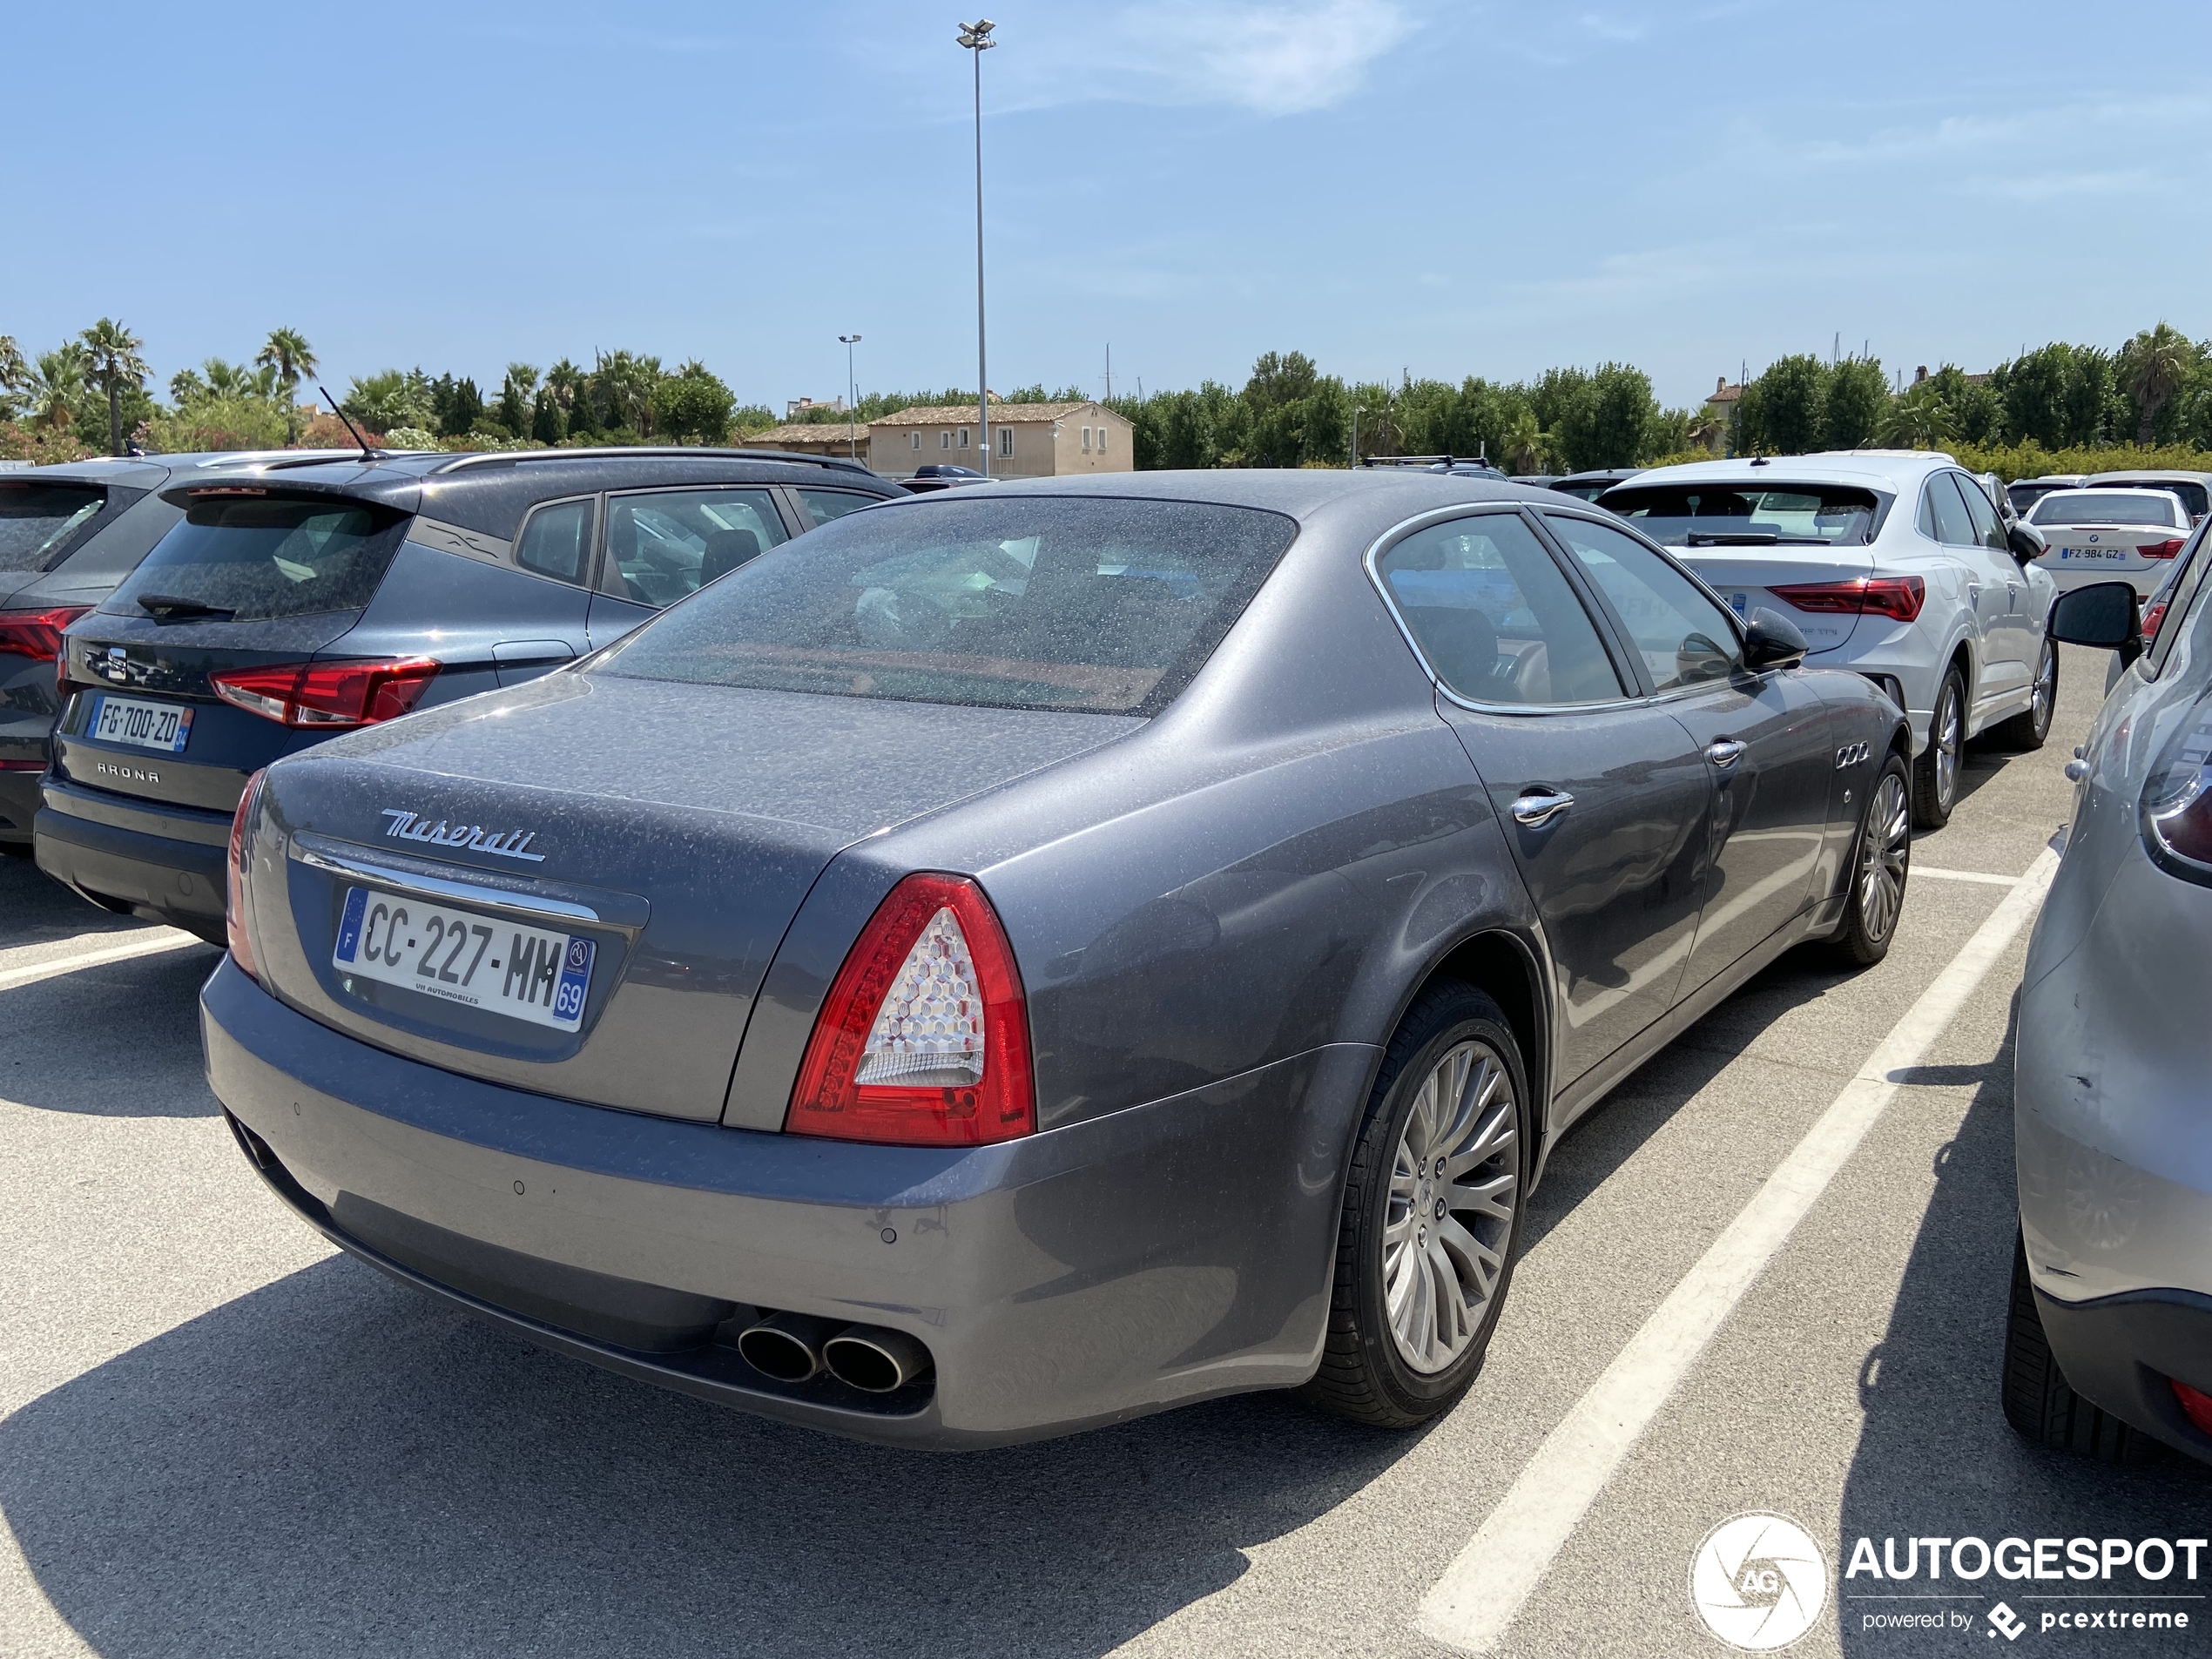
[736,1311,933,1394]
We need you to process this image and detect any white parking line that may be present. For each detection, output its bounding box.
[1909,865,2021,887]
[0,930,208,992]
[1415,846,2061,1656]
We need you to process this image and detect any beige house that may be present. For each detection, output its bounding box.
[737,422,872,460]
[869,400,1133,479]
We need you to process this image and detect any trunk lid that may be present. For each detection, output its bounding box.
[247,671,1137,1122]
[1669,545,1878,658]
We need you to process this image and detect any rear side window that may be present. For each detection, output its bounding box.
[1375,512,1622,705]
[797,488,880,527]
[1954,475,2007,550]
[604,488,789,607]
[107,496,409,622]
[597,496,1296,715]
[515,497,595,583]
[1920,475,1978,545]
[0,482,104,573]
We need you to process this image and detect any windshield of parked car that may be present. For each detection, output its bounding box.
[105,495,410,621]
[2029,491,2184,529]
[1597,482,1879,546]
[595,496,1298,715]
[2088,480,2208,519]
[0,482,104,573]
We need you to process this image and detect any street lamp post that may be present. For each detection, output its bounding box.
[838,334,861,459]
[957,17,995,477]
[1352,404,1366,470]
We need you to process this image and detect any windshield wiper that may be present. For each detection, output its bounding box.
[134,593,235,620]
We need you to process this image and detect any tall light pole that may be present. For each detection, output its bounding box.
[1352,404,1366,470]
[958,17,995,476]
[838,334,862,459]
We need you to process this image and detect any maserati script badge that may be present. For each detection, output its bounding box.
[378,809,545,862]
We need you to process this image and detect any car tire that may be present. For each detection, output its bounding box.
[1827,752,1911,967]
[2000,1227,2156,1464]
[1302,981,1529,1429]
[1912,664,1966,829]
[1989,637,2057,752]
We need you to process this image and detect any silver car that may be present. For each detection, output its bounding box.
[2009,557,2212,1463]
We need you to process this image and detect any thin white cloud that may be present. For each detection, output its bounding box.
[1029,1,1413,117]
[1986,168,2157,203]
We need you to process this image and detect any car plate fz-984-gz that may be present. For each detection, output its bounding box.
[331,886,595,1031]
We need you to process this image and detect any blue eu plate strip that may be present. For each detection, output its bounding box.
[334,888,368,964]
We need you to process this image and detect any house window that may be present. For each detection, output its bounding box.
[1098,425,1109,453]
[911,432,921,451]
[958,428,969,448]
[941,431,950,449]
[998,428,1013,457]
[1082,426,1093,451]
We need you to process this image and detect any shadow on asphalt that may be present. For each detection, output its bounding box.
[1836,993,2209,1657]
[0,852,146,941]
[2,947,220,1117]
[0,1251,1423,1659]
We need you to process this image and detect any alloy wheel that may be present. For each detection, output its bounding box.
[1858,770,1911,943]
[1933,685,1961,812]
[1384,1039,1519,1373]
[2029,643,2055,737]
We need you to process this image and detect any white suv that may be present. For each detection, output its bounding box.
[1599,453,2057,827]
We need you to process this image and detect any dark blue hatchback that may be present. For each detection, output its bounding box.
[35,447,903,940]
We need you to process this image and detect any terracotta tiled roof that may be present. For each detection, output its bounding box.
[873,401,1114,427]
[738,423,870,447]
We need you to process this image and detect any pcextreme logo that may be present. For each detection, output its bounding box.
[1689,1513,1828,1650]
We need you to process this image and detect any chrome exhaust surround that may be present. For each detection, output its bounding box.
[735,1312,846,1382]
[822,1325,934,1393]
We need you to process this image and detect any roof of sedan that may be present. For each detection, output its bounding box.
[947,467,1564,520]
[1610,451,1959,492]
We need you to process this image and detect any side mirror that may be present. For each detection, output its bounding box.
[1742,607,1808,671]
[2006,521,2047,563]
[2048,580,2141,665]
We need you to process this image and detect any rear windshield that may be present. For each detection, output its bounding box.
[107,495,409,622]
[2087,480,2207,519]
[0,482,104,573]
[595,496,1298,715]
[1600,483,1879,546]
[2031,491,2182,528]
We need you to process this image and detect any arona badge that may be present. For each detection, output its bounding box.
[378,808,544,862]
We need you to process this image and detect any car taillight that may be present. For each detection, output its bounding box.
[210,657,439,727]
[786,872,1035,1146]
[226,767,268,981]
[2141,537,2185,559]
[2174,1379,2212,1437]
[1769,576,1925,623]
[0,604,91,664]
[2144,598,2170,639]
[2141,698,2212,880]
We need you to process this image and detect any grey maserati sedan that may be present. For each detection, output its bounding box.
[202,471,1909,1447]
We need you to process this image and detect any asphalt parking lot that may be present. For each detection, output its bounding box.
[1,644,2203,1659]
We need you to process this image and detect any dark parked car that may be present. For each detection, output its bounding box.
[1548,468,1642,502]
[0,451,362,847]
[203,470,1910,1448]
[37,448,901,940]
[903,463,991,492]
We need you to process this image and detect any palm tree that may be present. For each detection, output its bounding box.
[0,334,27,424]
[1502,408,1555,475]
[2120,322,2196,446]
[544,358,584,410]
[28,345,89,433]
[255,327,317,444]
[1875,384,1956,449]
[79,319,147,455]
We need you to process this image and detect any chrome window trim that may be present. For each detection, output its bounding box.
[1360,503,1649,717]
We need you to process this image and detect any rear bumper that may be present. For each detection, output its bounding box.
[200,956,1371,1449]
[34,774,229,937]
[0,769,37,842]
[2032,1286,2212,1463]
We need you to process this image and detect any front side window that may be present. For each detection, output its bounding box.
[604,488,788,608]
[0,482,104,573]
[1375,512,1623,706]
[514,497,595,583]
[597,496,1296,716]
[1545,514,1741,691]
[1952,474,2007,550]
[107,496,408,622]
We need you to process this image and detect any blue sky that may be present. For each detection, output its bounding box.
[8,1,2209,413]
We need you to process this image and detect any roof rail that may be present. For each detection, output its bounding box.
[1359,454,1505,474]
[433,446,878,477]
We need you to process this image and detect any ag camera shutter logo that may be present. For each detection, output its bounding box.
[1689,1513,1828,1650]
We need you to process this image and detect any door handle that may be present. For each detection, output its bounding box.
[1509,788,1575,827]
[1704,738,1747,768]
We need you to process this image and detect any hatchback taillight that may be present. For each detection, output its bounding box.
[786,872,1035,1146]
[0,604,91,664]
[211,657,439,727]
[1769,576,1925,623]
[226,767,268,981]
[2141,537,2186,560]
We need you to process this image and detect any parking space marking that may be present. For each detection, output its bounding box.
[1415,846,2061,1656]
[1908,865,2021,887]
[0,930,207,992]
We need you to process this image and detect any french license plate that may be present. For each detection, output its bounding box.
[2058,546,2129,563]
[331,886,595,1031]
[91,693,192,753]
